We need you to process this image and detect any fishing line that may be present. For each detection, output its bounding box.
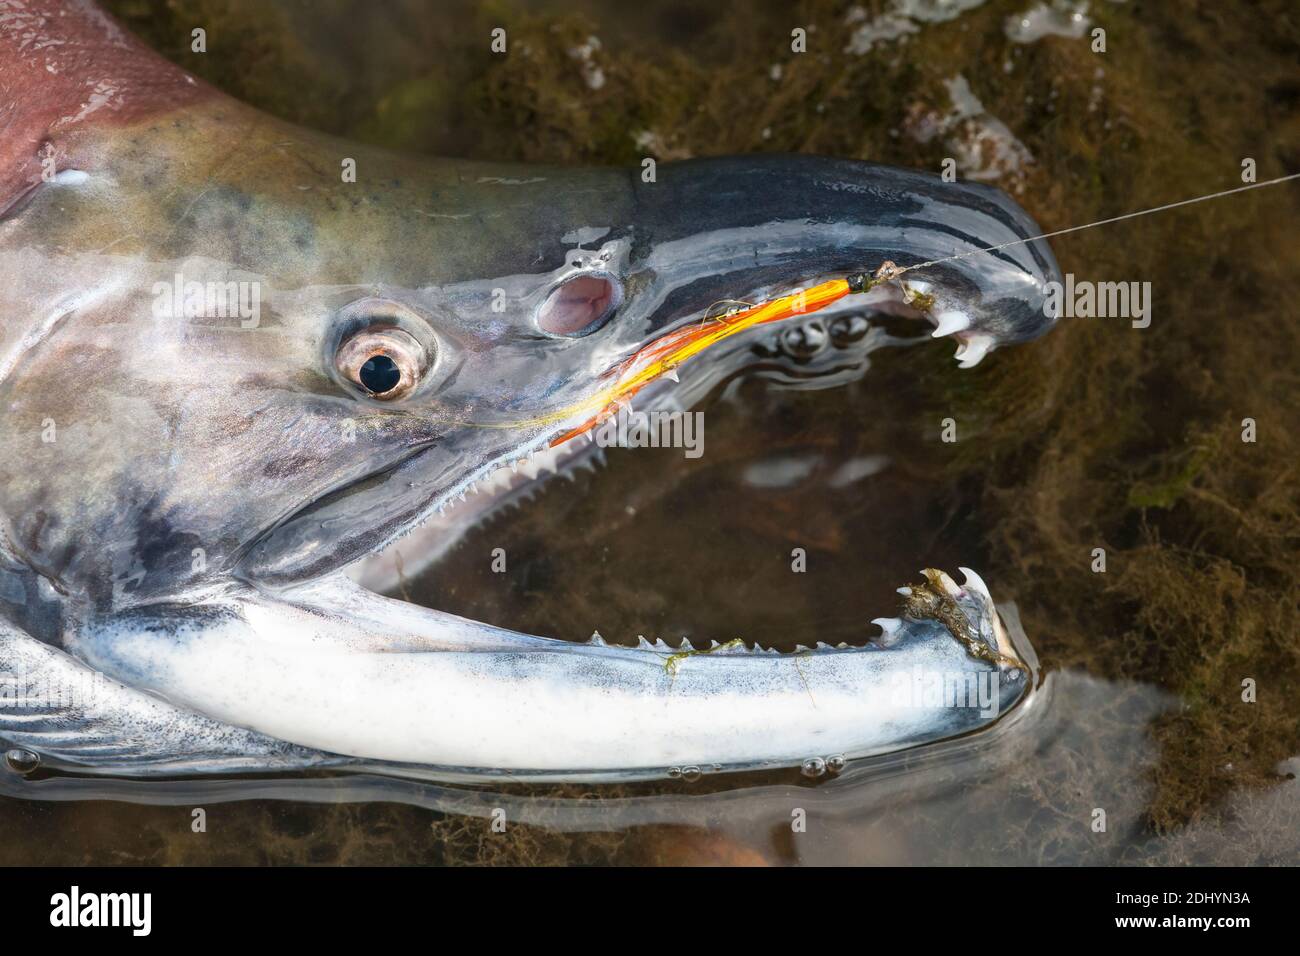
[890,171,1300,277]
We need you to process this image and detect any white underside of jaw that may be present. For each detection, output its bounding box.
[74,568,1024,776]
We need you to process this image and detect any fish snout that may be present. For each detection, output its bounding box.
[609,155,1062,371]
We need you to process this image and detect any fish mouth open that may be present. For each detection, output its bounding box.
[343,267,1028,673]
[248,266,979,601]
[207,156,1063,778]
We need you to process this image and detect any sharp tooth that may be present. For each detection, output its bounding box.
[534,445,563,473]
[931,310,972,338]
[871,617,904,646]
[896,586,912,596]
[510,461,518,473]
[958,566,992,601]
[933,569,962,598]
[665,369,680,382]
[956,334,994,368]
[588,630,606,647]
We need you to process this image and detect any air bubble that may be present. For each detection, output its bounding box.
[826,754,846,774]
[4,749,39,775]
[801,756,827,778]
[680,766,702,783]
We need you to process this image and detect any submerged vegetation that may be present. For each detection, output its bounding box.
[89,0,1300,851]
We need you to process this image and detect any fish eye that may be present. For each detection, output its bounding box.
[334,324,429,400]
[536,273,622,337]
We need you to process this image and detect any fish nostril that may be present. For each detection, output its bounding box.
[537,273,622,337]
[827,314,870,348]
[779,321,827,359]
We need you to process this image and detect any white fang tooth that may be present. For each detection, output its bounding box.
[665,369,680,383]
[931,310,972,338]
[934,569,962,598]
[956,334,994,368]
[896,586,912,596]
[958,566,992,601]
[588,630,606,647]
[871,617,904,645]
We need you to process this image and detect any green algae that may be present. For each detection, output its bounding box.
[663,637,745,676]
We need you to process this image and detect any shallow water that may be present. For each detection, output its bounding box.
[3,0,1296,864]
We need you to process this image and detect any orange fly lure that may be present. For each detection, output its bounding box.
[548,269,889,447]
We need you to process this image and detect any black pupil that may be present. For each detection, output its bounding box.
[359,355,402,394]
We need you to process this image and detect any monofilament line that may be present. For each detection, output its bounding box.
[897,171,1300,276]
